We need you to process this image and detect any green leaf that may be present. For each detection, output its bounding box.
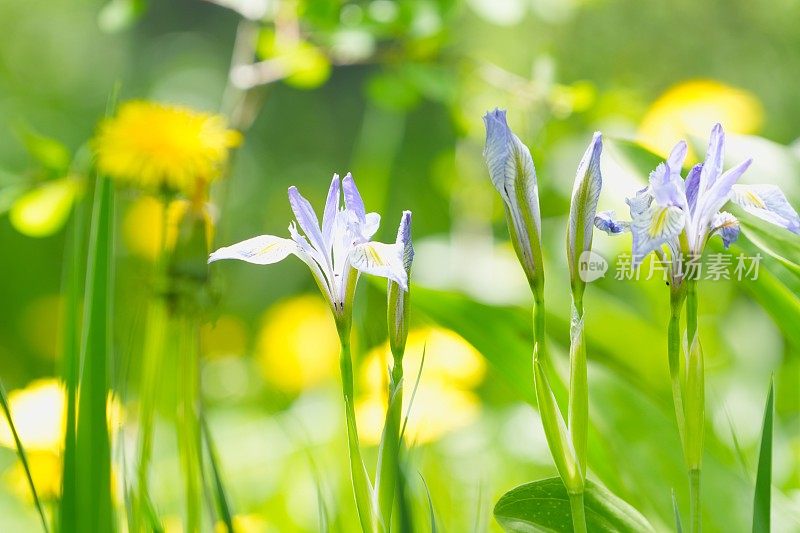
[411,286,535,404]
[74,174,116,532]
[0,381,49,532]
[605,138,665,178]
[18,128,71,174]
[59,194,86,533]
[494,477,654,533]
[752,379,774,533]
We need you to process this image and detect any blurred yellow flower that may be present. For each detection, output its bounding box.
[95,101,242,196]
[215,514,271,533]
[0,378,123,453]
[0,379,123,504]
[356,327,486,444]
[0,379,65,452]
[638,79,763,158]
[255,295,340,393]
[122,195,214,260]
[4,451,61,501]
[202,314,249,359]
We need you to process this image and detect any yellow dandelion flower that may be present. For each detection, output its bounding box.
[95,101,242,196]
[122,195,214,261]
[639,79,763,158]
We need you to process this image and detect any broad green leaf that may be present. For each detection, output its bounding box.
[411,286,535,404]
[494,477,654,533]
[752,380,774,533]
[606,138,665,178]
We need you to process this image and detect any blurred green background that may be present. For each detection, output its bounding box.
[0,0,799,531]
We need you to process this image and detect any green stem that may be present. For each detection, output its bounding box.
[176,318,202,532]
[568,492,587,533]
[686,279,698,342]
[567,298,587,479]
[338,330,374,533]
[689,468,701,533]
[376,355,403,530]
[668,294,686,452]
[533,295,546,359]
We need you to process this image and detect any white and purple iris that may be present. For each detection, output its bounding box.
[209,173,410,318]
[596,123,800,266]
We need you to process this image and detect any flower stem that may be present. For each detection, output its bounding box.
[375,354,403,529]
[533,294,547,359]
[686,279,698,342]
[568,492,588,533]
[176,317,202,532]
[568,299,588,478]
[689,468,701,533]
[668,294,686,451]
[337,330,375,533]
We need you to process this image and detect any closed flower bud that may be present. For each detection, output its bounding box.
[482,109,544,298]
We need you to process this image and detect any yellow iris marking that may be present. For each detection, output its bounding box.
[256,243,279,256]
[746,191,766,209]
[366,245,384,266]
[649,207,671,238]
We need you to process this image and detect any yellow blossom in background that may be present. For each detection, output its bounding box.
[0,378,124,451]
[94,101,242,196]
[4,451,61,502]
[255,295,340,393]
[202,314,249,359]
[638,79,763,158]
[215,514,272,533]
[0,379,65,452]
[122,195,214,260]
[0,379,124,503]
[356,327,486,444]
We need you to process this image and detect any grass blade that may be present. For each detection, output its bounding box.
[74,173,116,532]
[0,381,49,532]
[419,474,437,533]
[201,415,234,533]
[752,379,774,533]
[59,198,85,533]
[672,489,683,533]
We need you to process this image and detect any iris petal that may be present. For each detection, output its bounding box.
[288,186,327,257]
[630,203,685,265]
[730,183,800,234]
[594,210,630,235]
[209,235,298,265]
[710,211,740,248]
[342,172,366,223]
[322,174,341,249]
[349,241,408,290]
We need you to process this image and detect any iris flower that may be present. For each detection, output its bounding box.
[596,123,800,267]
[209,173,409,320]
